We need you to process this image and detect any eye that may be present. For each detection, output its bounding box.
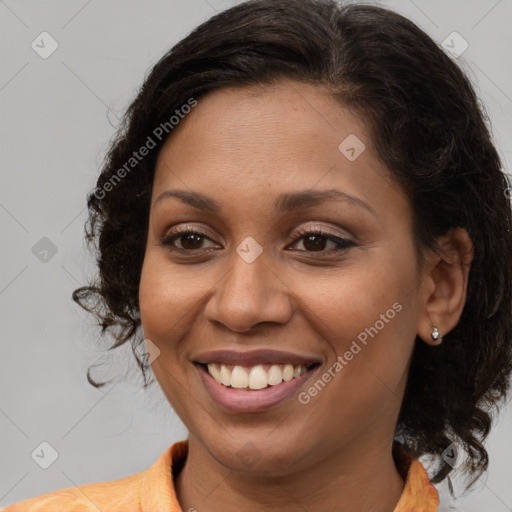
[160,226,219,252]
[288,226,355,253]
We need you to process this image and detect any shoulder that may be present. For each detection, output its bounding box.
[0,471,144,512]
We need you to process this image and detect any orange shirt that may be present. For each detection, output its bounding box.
[2,440,439,512]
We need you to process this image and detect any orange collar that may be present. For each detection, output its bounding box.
[393,458,439,511]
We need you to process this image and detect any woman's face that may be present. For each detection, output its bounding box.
[139,81,431,474]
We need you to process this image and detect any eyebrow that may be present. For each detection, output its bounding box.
[153,188,376,216]
[274,189,376,216]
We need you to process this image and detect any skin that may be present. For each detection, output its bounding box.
[138,80,473,512]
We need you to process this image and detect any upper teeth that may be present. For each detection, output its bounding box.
[207,363,308,390]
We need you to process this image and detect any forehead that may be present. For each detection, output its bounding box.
[151,81,409,225]
[154,81,381,181]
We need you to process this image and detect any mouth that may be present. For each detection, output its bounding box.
[192,349,323,412]
[195,361,321,390]
[194,359,322,413]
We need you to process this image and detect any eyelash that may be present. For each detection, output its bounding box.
[160,225,355,254]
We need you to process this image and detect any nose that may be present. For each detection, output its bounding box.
[203,249,294,333]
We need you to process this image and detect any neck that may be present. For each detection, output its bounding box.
[175,437,405,512]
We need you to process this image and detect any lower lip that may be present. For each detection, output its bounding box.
[195,363,319,413]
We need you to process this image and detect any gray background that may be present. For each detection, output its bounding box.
[1,0,511,509]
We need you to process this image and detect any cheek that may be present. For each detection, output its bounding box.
[139,251,202,341]
[289,253,414,350]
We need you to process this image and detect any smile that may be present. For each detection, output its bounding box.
[195,361,321,413]
[204,362,315,390]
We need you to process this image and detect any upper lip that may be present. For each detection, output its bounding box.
[193,349,322,367]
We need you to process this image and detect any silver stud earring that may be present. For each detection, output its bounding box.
[431,327,443,345]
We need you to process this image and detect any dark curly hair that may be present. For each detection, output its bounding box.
[72,0,512,492]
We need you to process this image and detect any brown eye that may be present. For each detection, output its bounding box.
[301,234,329,251]
[177,233,205,250]
[289,229,355,253]
[161,229,218,252]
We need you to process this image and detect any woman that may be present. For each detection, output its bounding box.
[4,0,511,510]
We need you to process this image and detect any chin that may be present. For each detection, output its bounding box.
[203,432,311,476]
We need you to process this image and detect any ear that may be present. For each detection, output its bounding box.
[417,228,474,346]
